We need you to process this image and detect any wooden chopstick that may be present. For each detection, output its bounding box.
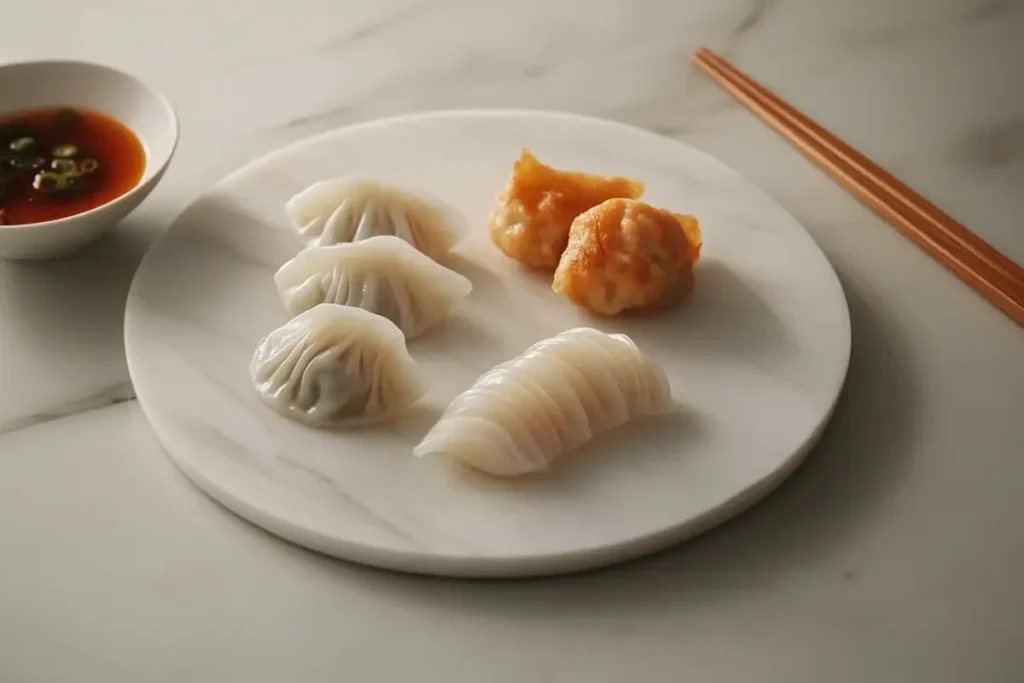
[692,47,1024,326]
[695,48,1024,287]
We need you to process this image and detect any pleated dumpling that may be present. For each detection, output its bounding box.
[274,236,472,339]
[285,177,465,261]
[413,328,673,477]
[250,304,426,428]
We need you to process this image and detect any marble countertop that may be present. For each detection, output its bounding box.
[2,0,1022,680]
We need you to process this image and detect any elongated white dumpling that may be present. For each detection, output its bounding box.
[285,177,465,261]
[250,304,426,428]
[274,236,472,339]
[414,328,673,477]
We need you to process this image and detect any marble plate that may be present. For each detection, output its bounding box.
[124,110,851,578]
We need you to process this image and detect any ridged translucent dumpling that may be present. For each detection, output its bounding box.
[274,235,472,339]
[285,177,465,261]
[414,328,673,477]
[250,304,426,428]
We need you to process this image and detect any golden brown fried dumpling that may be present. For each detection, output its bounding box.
[487,149,645,269]
[552,198,702,316]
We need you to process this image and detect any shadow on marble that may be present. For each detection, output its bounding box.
[410,312,504,355]
[0,219,156,433]
[390,402,447,443]
[443,252,508,305]
[0,218,152,329]
[612,259,794,365]
[449,255,794,367]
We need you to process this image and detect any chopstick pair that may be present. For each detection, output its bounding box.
[692,47,1024,327]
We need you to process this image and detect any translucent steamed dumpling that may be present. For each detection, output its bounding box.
[414,328,673,477]
[273,235,472,339]
[285,177,466,262]
[250,303,426,428]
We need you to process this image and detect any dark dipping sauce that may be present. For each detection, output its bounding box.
[0,106,145,226]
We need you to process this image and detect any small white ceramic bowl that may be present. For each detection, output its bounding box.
[0,60,178,260]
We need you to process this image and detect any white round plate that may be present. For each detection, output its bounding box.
[125,110,850,578]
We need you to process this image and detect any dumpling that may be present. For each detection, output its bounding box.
[413,328,673,477]
[285,177,465,261]
[487,149,646,269]
[552,198,702,316]
[250,303,426,428]
[274,235,472,339]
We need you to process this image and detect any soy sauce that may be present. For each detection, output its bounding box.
[0,106,145,226]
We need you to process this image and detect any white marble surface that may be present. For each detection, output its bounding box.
[1,0,1023,679]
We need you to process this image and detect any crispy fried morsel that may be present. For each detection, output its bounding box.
[487,149,645,269]
[552,198,702,316]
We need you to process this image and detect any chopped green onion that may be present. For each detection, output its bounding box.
[53,144,78,158]
[11,155,45,170]
[10,137,35,152]
[32,171,61,193]
[80,158,99,173]
[51,158,77,173]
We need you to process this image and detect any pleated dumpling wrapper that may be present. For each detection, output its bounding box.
[285,177,466,262]
[250,304,426,428]
[414,328,673,477]
[274,235,472,339]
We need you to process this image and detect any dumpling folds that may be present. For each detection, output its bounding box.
[274,236,472,339]
[250,303,426,428]
[414,328,673,477]
[285,177,465,261]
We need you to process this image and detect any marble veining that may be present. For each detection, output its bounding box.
[0,381,134,436]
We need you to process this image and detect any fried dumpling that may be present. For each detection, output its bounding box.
[552,198,702,316]
[487,149,645,269]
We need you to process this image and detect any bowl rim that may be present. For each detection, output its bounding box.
[0,58,180,231]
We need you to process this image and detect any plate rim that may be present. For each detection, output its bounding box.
[125,107,852,577]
